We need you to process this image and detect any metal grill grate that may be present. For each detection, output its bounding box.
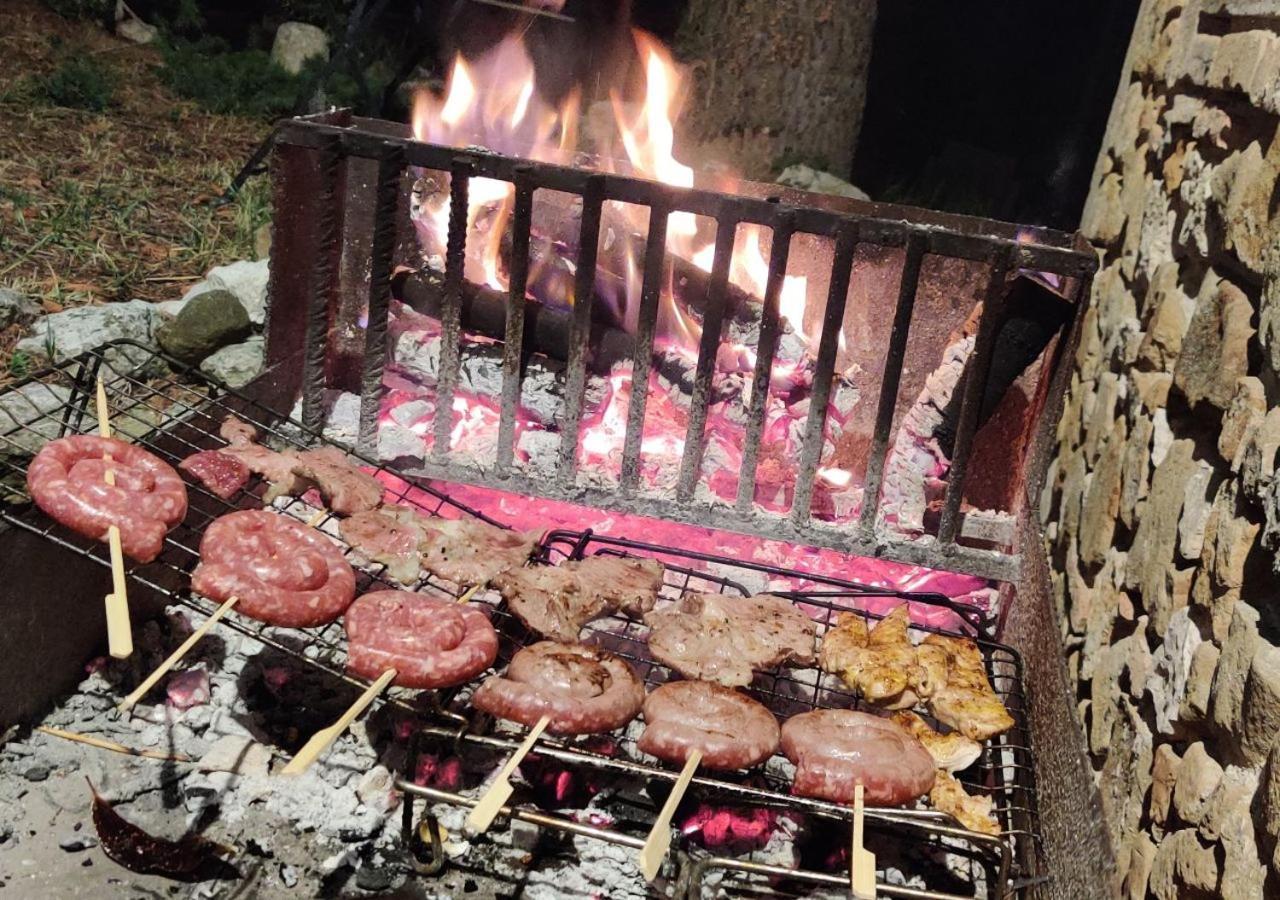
[0,342,1041,897]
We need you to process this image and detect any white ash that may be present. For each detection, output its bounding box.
[389,399,432,428]
[378,423,427,463]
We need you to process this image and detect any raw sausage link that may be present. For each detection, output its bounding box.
[191,510,356,627]
[638,680,779,770]
[345,590,498,689]
[27,435,188,563]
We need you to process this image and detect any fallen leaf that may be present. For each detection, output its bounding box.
[87,779,235,881]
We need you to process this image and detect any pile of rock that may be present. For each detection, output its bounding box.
[12,259,269,389]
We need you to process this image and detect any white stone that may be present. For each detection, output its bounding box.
[0,383,72,455]
[197,735,271,778]
[1151,408,1173,466]
[16,300,156,367]
[271,22,329,76]
[376,423,425,462]
[775,164,870,201]
[199,337,264,389]
[1149,608,1204,735]
[204,260,269,326]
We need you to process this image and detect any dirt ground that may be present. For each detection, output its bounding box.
[0,0,272,375]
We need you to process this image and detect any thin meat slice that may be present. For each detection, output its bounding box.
[339,506,427,584]
[645,593,817,687]
[470,641,644,735]
[291,447,384,515]
[780,709,936,806]
[217,416,308,501]
[345,590,498,689]
[417,517,539,586]
[191,510,356,627]
[27,435,188,563]
[493,556,664,641]
[179,450,250,500]
[638,680,779,770]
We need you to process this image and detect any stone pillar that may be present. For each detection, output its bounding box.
[674,0,877,179]
[1046,1,1280,897]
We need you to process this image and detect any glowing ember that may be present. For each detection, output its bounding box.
[680,804,779,853]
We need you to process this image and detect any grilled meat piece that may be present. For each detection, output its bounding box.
[494,556,664,641]
[920,634,1015,740]
[890,711,981,773]
[179,450,250,500]
[471,641,645,735]
[819,605,920,708]
[345,590,498,689]
[638,680,779,770]
[645,593,816,687]
[218,416,308,502]
[930,770,1000,835]
[417,517,539,586]
[780,709,936,806]
[291,447,384,515]
[339,506,429,584]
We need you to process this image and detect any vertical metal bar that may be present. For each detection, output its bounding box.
[496,169,534,475]
[357,147,406,455]
[937,249,1015,545]
[432,159,472,460]
[857,235,926,538]
[790,224,858,527]
[557,176,604,482]
[300,136,345,433]
[619,202,670,495]
[676,216,736,501]
[736,213,793,511]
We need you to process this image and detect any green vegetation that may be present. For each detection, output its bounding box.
[158,40,301,117]
[39,56,116,110]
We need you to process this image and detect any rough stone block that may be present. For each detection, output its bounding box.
[1240,640,1280,766]
[1210,602,1260,747]
[1219,376,1266,462]
[1171,742,1223,826]
[1148,828,1219,898]
[1173,276,1254,411]
[1124,440,1197,631]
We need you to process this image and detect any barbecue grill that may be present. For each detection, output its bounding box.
[0,106,1097,897]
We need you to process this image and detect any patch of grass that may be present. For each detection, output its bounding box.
[159,41,300,117]
[39,56,115,110]
[8,349,33,379]
[41,0,112,22]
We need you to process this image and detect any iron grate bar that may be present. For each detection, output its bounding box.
[790,224,858,526]
[619,202,670,495]
[736,214,793,512]
[496,169,535,475]
[676,214,736,501]
[300,136,344,432]
[432,158,473,461]
[556,175,604,482]
[938,249,1015,545]
[859,235,926,539]
[357,147,406,455]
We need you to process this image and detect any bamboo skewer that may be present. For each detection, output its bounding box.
[118,596,241,712]
[96,376,133,660]
[467,714,551,834]
[282,668,398,775]
[36,725,192,763]
[639,748,702,881]
[456,583,481,603]
[850,781,876,899]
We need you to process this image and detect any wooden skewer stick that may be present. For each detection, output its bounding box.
[282,668,398,775]
[467,714,551,834]
[36,725,193,763]
[96,376,132,660]
[117,596,241,712]
[456,583,481,604]
[639,749,702,881]
[850,781,876,899]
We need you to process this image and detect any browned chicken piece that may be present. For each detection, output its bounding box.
[921,634,1015,740]
[912,642,950,700]
[890,711,982,773]
[819,605,919,708]
[929,770,1000,836]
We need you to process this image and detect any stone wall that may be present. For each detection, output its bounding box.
[1042,1,1280,897]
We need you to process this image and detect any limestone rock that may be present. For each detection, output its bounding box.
[1171,742,1223,825]
[0,383,73,455]
[1080,416,1126,567]
[1180,640,1220,725]
[199,337,264,389]
[1150,608,1204,735]
[204,260,269,326]
[1219,376,1266,462]
[1178,144,1214,257]
[1148,829,1219,898]
[1173,276,1254,411]
[1178,462,1214,560]
[1136,276,1189,371]
[1201,765,1265,899]
[1125,440,1197,631]
[1083,171,1126,244]
[1099,695,1153,850]
[1240,639,1280,765]
[1237,407,1280,502]
[1122,831,1157,899]
[1120,414,1153,529]
[157,289,251,364]
[1090,639,1129,753]
[16,299,156,367]
[1261,739,1280,844]
[1150,743,1181,833]
[1132,370,1173,412]
[0,288,41,329]
[775,165,869,200]
[116,15,157,44]
[1215,137,1280,271]
[271,22,329,76]
[1210,602,1260,746]
[1152,408,1173,465]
